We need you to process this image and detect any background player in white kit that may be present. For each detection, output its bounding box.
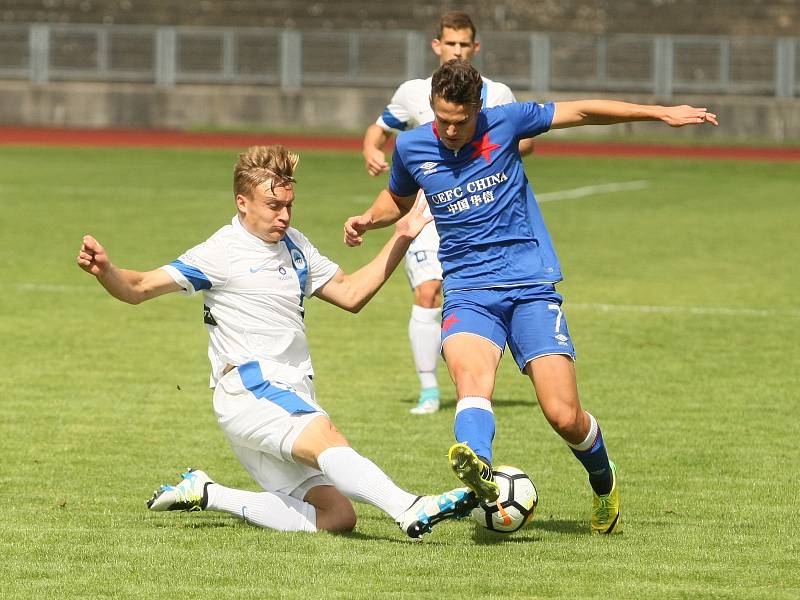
[363,11,535,414]
[76,145,476,539]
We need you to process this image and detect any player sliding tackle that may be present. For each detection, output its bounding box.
[77,145,477,540]
[345,60,717,534]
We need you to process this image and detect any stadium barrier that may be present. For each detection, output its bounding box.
[1,23,796,97]
[1,23,798,138]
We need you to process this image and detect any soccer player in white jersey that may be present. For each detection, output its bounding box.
[363,11,535,415]
[76,145,477,539]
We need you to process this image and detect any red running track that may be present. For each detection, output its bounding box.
[1,125,799,161]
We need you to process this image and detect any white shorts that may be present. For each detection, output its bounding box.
[213,359,333,499]
[404,221,443,289]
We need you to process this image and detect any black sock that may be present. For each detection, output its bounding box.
[589,469,613,496]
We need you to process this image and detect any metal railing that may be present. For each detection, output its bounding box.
[0,23,797,97]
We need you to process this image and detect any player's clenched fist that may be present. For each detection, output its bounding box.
[76,234,110,276]
[363,147,390,176]
[343,215,373,247]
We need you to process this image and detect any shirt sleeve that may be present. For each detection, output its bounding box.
[488,82,516,106]
[287,230,340,297]
[160,237,229,296]
[375,81,415,133]
[505,102,555,139]
[388,143,419,198]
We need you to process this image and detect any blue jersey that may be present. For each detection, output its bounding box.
[389,102,561,293]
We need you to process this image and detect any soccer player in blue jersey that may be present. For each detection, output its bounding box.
[344,60,718,534]
[362,11,535,415]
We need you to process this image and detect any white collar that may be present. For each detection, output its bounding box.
[231,215,283,248]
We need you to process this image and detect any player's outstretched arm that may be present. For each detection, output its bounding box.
[363,124,392,176]
[76,234,181,304]
[343,188,416,247]
[322,195,431,312]
[551,100,718,129]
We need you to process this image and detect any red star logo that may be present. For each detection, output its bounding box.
[470,133,501,163]
[442,313,460,333]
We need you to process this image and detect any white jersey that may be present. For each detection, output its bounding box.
[375,76,516,134]
[375,76,516,253]
[161,216,339,388]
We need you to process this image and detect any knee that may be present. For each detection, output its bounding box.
[447,361,496,400]
[318,500,357,533]
[452,366,493,393]
[413,282,442,308]
[325,512,357,534]
[545,405,585,439]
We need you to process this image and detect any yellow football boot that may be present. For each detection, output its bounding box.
[591,461,621,534]
[448,443,500,503]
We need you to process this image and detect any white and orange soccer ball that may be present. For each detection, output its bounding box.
[470,465,538,533]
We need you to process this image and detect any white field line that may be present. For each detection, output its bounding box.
[0,183,211,196]
[8,283,799,318]
[11,283,102,293]
[568,302,800,318]
[537,180,650,202]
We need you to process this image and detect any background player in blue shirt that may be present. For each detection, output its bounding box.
[344,60,718,534]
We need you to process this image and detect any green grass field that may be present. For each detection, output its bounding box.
[1,145,798,599]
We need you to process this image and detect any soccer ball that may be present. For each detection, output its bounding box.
[470,465,538,533]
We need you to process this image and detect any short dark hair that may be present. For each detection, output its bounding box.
[437,11,476,40]
[431,59,483,106]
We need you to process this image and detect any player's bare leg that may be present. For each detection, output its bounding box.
[525,355,587,443]
[525,354,620,533]
[303,485,357,532]
[443,334,502,501]
[291,414,351,468]
[443,333,500,400]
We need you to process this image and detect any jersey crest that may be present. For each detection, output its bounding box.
[290,248,306,271]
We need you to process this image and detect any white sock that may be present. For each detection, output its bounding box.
[567,412,599,451]
[317,446,417,520]
[409,305,442,390]
[206,483,317,532]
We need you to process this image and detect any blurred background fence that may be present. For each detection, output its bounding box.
[1,23,797,98]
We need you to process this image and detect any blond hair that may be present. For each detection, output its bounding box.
[234,145,299,197]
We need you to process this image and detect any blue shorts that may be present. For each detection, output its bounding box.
[441,284,576,371]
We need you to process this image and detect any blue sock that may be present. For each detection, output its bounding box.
[454,397,495,464]
[569,413,613,495]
